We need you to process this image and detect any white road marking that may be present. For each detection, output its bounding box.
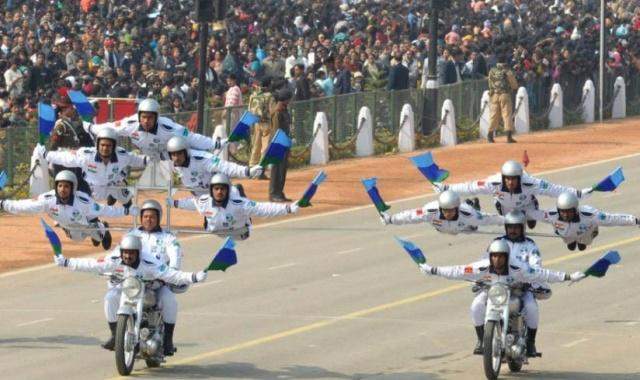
[16,318,53,327]
[403,232,424,239]
[336,247,362,255]
[602,192,621,198]
[268,263,297,271]
[193,279,224,289]
[563,338,589,348]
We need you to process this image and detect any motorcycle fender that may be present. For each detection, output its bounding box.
[484,299,505,323]
[117,304,136,316]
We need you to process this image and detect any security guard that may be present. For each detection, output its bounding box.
[487,55,518,143]
[248,77,276,170]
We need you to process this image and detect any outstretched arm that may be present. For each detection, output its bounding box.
[1,198,46,215]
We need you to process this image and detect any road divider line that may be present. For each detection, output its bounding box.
[336,248,362,255]
[109,235,640,378]
[267,263,297,271]
[17,318,53,327]
[563,338,589,348]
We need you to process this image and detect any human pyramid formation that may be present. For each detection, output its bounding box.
[373,154,638,357]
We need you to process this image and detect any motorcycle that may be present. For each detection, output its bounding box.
[481,280,535,380]
[112,266,166,376]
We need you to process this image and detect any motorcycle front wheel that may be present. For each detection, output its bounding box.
[115,314,137,375]
[483,320,503,380]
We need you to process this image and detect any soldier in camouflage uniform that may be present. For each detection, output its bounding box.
[248,77,275,173]
[487,56,519,143]
[50,94,94,193]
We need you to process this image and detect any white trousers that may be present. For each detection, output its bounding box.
[104,286,178,323]
[561,225,599,245]
[64,221,105,242]
[470,290,539,328]
[92,185,133,204]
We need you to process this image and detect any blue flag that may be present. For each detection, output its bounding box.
[40,218,62,256]
[362,177,390,213]
[409,152,449,183]
[584,250,621,277]
[0,170,7,190]
[205,237,238,272]
[259,129,292,167]
[68,90,95,122]
[591,167,624,192]
[394,237,426,265]
[298,171,327,208]
[38,102,56,144]
[228,111,260,142]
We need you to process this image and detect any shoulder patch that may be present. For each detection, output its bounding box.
[143,259,155,265]
[490,181,501,186]
[127,118,137,125]
[426,208,438,213]
[522,181,535,187]
[44,194,54,199]
[193,155,205,161]
[549,211,558,216]
[509,264,522,271]
[232,199,244,204]
[478,266,489,272]
[80,148,93,154]
[464,266,474,274]
[116,147,126,154]
[78,195,90,203]
[161,124,174,131]
[460,210,472,217]
[580,211,594,217]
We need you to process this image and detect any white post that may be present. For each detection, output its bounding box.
[514,87,530,135]
[310,112,330,165]
[355,106,374,157]
[212,124,229,161]
[439,99,457,146]
[548,83,563,129]
[582,80,595,123]
[398,103,415,153]
[479,90,490,140]
[611,77,626,119]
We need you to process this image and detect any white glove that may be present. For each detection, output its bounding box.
[127,206,140,217]
[380,212,392,225]
[194,270,208,283]
[579,187,593,198]
[568,271,586,282]
[419,263,434,275]
[249,165,264,179]
[54,254,68,267]
[432,182,448,193]
[288,201,300,214]
[35,144,48,159]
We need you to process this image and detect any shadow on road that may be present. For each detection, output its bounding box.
[503,370,640,379]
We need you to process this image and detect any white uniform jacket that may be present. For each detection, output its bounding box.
[45,147,147,199]
[127,227,183,269]
[2,190,126,227]
[389,201,504,234]
[428,258,567,285]
[173,149,250,195]
[529,206,637,244]
[448,173,583,215]
[91,115,217,160]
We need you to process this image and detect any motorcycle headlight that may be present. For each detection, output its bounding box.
[488,284,508,305]
[122,277,142,299]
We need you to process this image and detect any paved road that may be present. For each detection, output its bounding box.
[1,156,639,380]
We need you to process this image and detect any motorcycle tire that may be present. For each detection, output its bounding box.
[507,358,523,372]
[115,314,137,376]
[483,320,502,380]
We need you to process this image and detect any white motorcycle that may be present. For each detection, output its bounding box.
[113,267,167,376]
[481,281,534,380]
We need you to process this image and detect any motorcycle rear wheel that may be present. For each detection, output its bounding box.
[115,314,137,376]
[483,321,502,380]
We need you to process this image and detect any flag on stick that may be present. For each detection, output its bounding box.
[394,237,426,265]
[38,102,56,144]
[584,250,621,278]
[259,129,291,167]
[204,237,238,272]
[40,218,62,256]
[591,167,624,192]
[409,152,449,183]
[361,177,390,213]
[68,90,96,122]
[228,111,260,142]
[298,171,327,208]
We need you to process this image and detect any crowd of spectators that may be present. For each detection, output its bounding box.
[0,0,639,128]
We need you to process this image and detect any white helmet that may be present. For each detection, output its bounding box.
[138,98,160,114]
[556,192,579,210]
[140,199,163,221]
[501,160,523,177]
[96,127,118,147]
[210,173,231,187]
[167,136,189,153]
[488,239,510,256]
[438,190,460,209]
[504,210,526,226]
[120,234,142,251]
[54,170,78,192]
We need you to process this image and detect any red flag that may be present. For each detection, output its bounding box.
[523,150,530,167]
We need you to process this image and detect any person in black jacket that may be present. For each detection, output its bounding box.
[387,58,409,90]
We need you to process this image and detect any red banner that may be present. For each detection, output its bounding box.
[93,99,138,123]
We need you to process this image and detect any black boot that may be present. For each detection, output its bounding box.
[106,195,117,206]
[578,243,587,251]
[163,323,176,356]
[101,221,112,250]
[102,322,117,351]
[567,241,577,251]
[527,219,537,229]
[507,131,517,143]
[474,325,484,355]
[91,238,101,247]
[487,131,495,143]
[526,328,539,357]
[465,198,481,211]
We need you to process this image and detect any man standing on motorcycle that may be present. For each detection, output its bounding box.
[419,240,585,356]
[168,173,302,240]
[53,235,208,355]
[432,160,594,229]
[528,192,640,251]
[379,190,504,234]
